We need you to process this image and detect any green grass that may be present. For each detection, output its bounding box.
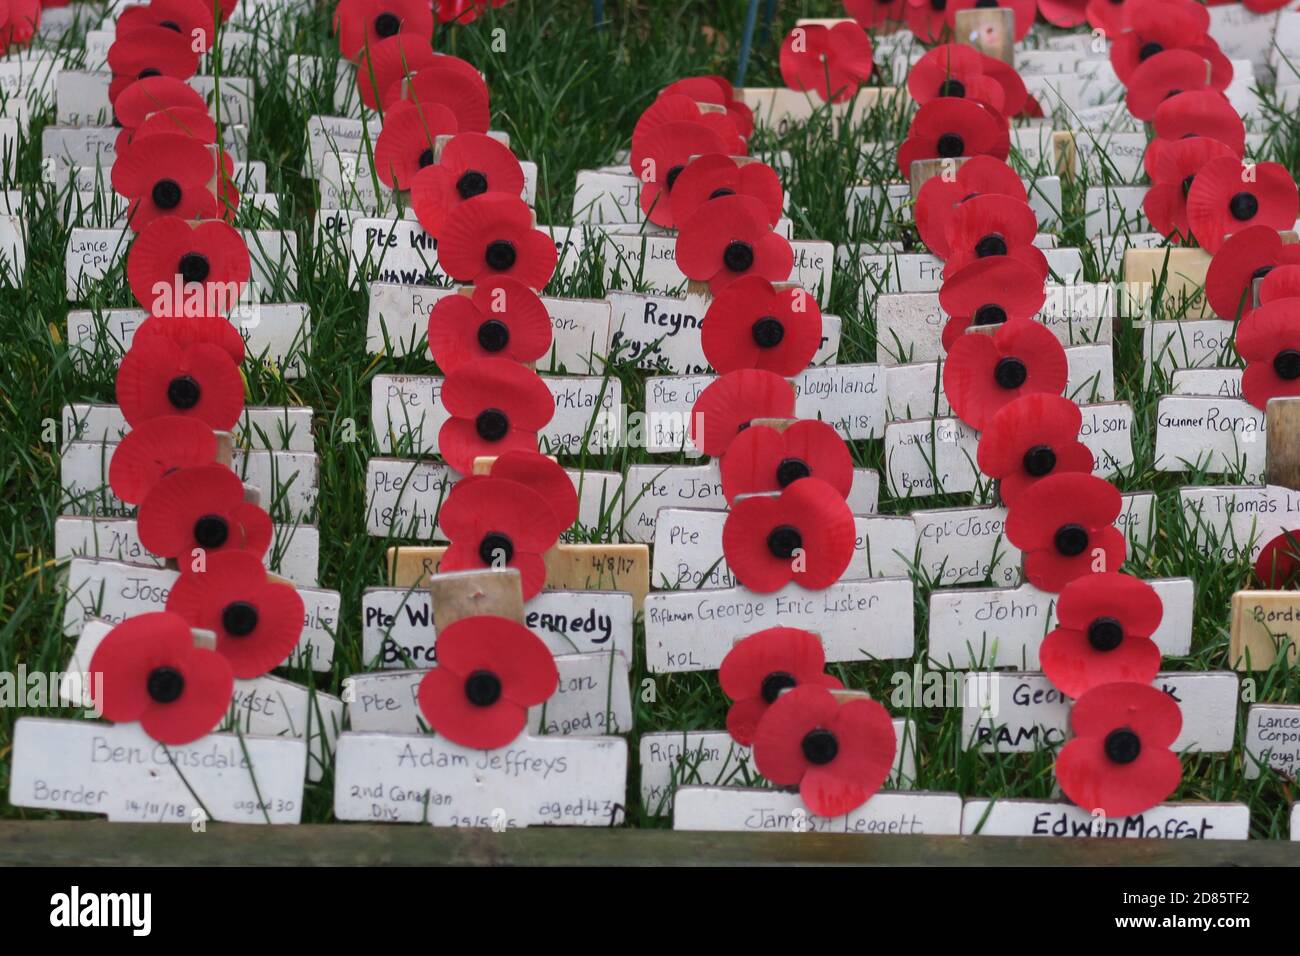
[2,0,1299,837]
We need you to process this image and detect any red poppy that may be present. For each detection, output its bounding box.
[1244,0,1292,10]
[113,75,209,129]
[1056,682,1182,817]
[109,415,219,505]
[137,463,273,560]
[631,94,745,166]
[722,478,855,593]
[631,122,732,229]
[942,194,1046,279]
[700,277,821,376]
[410,131,523,235]
[1255,530,1300,589]
[112,132,218,231]
[333,0,434,61]
[1205,227,1300,320]
[779,22,874,104]
[938,256,1046,350]
[89,612,234,745]
[486,450,578,534]
[167,550,304,679]
[1124,49,1211,122]
[981,56,1029,117]
[907,44,1007,114]
[915,156,1026,259]
[946,0,1037,40]
[1147,90,1245,177]
[1037,0,1087,27]
[942,319,1067,431]
[844,0,905,28]
[1142,136,1237,241]
[107,26,201,104]
[438,357,554,475]
[676,195,793,295]
[905,0,950,43]
[1236,301,1300,412]
[399,62,492,133]
[1187,158,1300,255]
[660,75,755,139]
[689,368,797,458]
[752,684,896,818]
[116,0,215,54]
[355,35,437,110]
[416,615,557,749]
[116,107,218,154]
[116,334,243,432]
[428,278,550,373]
[439,477,559,599]
[1004,472,1126,592]
[0,0,39,54]
[372,100,459,191]
[976,393,1094,506]
[126,217,250,313]
[720,420,853,504]
[1110,1,1212,85]
[133,314,245,362]
[1041,573,1163,698]
[1259,264,1300,306]
[896,98,1010,179]
[435,0,509,24]
[436,195,557,290]
[1085,0,1131,37]
[669,155,783,230]
[720,627,843,746]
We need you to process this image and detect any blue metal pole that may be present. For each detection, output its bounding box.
[735,0,762,88]
[593,0,605,26]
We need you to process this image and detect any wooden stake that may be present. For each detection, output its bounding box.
[953,8,1014,64]
[909,157,966,198]
[748,417,797,432]
[1266,397,1300,491]
[428,568,526,629]
[1230,591,1300,671]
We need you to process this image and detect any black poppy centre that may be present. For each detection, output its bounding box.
[1087,616,1124,652]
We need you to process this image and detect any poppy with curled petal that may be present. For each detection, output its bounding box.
[676,195,794,295]
[752,684,896,818]
[779,22,874,104]
[905,0,950,42]
[701,277,821,376]
[126,217,250,313]
[1038,0,1087,27]
[720,627,843,745]
[1056,682,1182,817]
[942,194,1046,279]
[417,615,557,749]
[399,62,492,133]
[1255,530,1300,589]
[438,357,554,474]
[167,550,304,679]
[410,132,523,235]
[1041,572,1163,698]
[116,107,218,153]
[354,35,436,110]
[428,278,551,372]
[1124,49,1211,122]
[907,44,1007,114]
[437,194,558,290]
[112,132,218,231]
[660,75,755,139]
[117,0,215,53]
[938,256,1046,350]
[109,415,218,504]
[1236,301,1300,412]
[116,334,244,431]
[487,450,578,534]
[439,477,559,599]
[333,0,433,61]
[689,368,796,457]
[1147,90,1245,178]
[670,155,782,229]
[896,98,1010,179]
[720,419,853,504]
[942,319,1067,431]
[137,463,273,560]
[1205,227,1300,320]
[976,393,1094,506]
[1187,158,1300,255]
[945,0,1036,39]
[107,25,201,104]
[134,314,245,364]
[113,74,208,128]
[631,94,745,166]
[631,121,731,228]
[915,156,1026,259]
[372,100,459,191]
[844,0,905,29]
[89,612,234,745]
[722,478,855,593]
[1005,472,1126,592]
[1143,136,1237,241]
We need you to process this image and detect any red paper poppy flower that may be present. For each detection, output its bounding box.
[1147,90,1245,178]
[435,0,509,24]
[946,0,1037,40]
[486,450,578,534]
[0,0,39,53]
[416,615,557,749]
[438,357,554,475]
[907,44,1006,114]
[399,62,492,133]
[437,195,557,290]
[676,195,794,295]
[1056,682,1182,817]
[976,393,1094,506]
[117,0,215,54]
[660,76,755,139]
[1142,136,1237,241]
[410,131,523,235]
[333,0,433,61]
[1124,49,1211,122]
[127,217,250,313]
[669,155,783,230]
[752,684,896,818]
[109,415,218,505]
[631,122,732,229]
[439,477,560,599]
[942,319,1067,431]
[107,25,201,103]
[720,627,843,746]
[1041,572,1163,698]
[915,155,1026,258]
[133,314,245,363]
[631,94,745,166]
[1038,0,1087,27]
[1244,0,1292,10]
[1259,265,1300,306]
[1255,530,1300,589]
[720,419,853,504]
[844,0,905,29]
[722,478,855,593]
[981,56,1029,117]
[1110,1,1210,84]
[355,35,437,110]
[689,368,796,458]
[1205,227,1300,320]
[1236,301,1300,412]
[896,98,1010,179]
[116,334,243,431]
[938,256,1046,349]
[89,611,234,745]
[116,107,218,154]
[113,75,209,129]
[137,464,272,560]
[942,193,1045,279]
[1187,158,1300,255]
[1086,0,1131,37]
[779,22,874,104]
[700,277,822,376]
[428,278,550,372]
[112,132,218,232]
[1004,472,1126,592]
[372,100,459,191]
[905,0,950,43]
[167,550,304,679]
